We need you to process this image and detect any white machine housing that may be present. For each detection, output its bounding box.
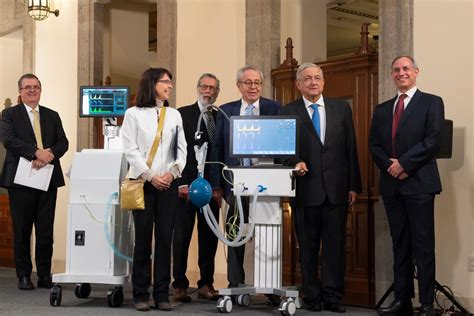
[53,149,132,284]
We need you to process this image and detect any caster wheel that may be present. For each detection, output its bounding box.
[279,298,297,315]
[236,294,251,307]
[49,284,62,306]
[106,286,124,308]
[74,283,91,299]
[217,296,233,313]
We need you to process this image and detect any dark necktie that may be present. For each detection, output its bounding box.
[243,104,255,166]
[204,109,216,144]
[392,94,407,156]
[310,104,321,137]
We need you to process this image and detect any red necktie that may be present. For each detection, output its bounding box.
[392,94,407,157]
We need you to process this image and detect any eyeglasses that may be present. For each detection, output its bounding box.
[20,85,41,91]
[302,76,323,85]
[157,79,172,84]
[239,80,263,88]
[198,84,219,92]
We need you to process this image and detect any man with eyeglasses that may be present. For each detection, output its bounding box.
[172,73,221,303]
[0,74,69,291]
[210,65,281,305]
[280,63,361,313]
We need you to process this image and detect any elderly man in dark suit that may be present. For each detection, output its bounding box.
[210,65,280,299]
[172,73,221,303]
[370,56,444,316]
[280,63,361,313]
[0,74,68,290]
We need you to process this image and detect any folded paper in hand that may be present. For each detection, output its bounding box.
[13,157,54,191]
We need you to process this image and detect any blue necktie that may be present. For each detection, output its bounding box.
[310,104,321,137]
[243,104,255,166]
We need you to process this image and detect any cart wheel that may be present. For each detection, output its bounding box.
[74,283,91,299]
[236,294,251,307]
[217,296,233,313]
[50,284,62,306]
[279,298,296,316]
[106,286,124,308]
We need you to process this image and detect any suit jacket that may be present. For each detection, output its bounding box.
[178,102,216,185]
[209,97,281,195]
[281,97,361,207]
[0,104,69,189]
[369,90,444,196]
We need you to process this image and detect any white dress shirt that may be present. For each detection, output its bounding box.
[121,105,187,181]
[24,103,39,129]
[393,86,418,113]
[303,95,326,144]
[239,98,260,116]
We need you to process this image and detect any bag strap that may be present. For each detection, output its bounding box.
[146,106,167,167]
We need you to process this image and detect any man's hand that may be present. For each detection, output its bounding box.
[151,172,174,191]
[387,158,405,178]
[178,185,189,199]
[31,159,47,170]
[295,161,309,177]
[35,148,54,164]
[398,172,408,180]
[212,188,223,208]
[348,191,357,206]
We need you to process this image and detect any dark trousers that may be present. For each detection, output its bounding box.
[383,193,436,304]
[293,199,348,304]
[172,196,219,289]
[225,194,250,286]
[8,187,58,279]
[132,181,178,303]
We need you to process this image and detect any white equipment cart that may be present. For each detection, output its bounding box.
[50,149,132,307]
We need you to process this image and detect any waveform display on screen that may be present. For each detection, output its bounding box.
[231,117,297,157]
[80,86,129,117]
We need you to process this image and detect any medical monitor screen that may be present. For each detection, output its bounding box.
[229,115,298,159]
[80,86,129,117]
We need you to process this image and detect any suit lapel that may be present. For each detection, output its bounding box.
[324,99,334,146]
[398,90,423,131]
[296,99,319,140]
[19,105,36,141]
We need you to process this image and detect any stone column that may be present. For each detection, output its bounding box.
[156,0,177,107]
[77,1,104,150]
[245,0,281,99]
[375,0,414,303]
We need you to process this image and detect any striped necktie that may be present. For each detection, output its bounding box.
[204,109,216,144]
[242,104,255,166]
[310,103,321,137]
[32,108,43,149]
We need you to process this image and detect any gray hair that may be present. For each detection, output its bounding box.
[296,63,324,80]
[197,73,220,89]
[391,56,418,69]
[236,65,264,82]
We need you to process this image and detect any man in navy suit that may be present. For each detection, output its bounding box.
[370,56,444,316]
[0,74,68,290]
[280,63,361,313]
[210,65,280,295]
[172,73,221,302]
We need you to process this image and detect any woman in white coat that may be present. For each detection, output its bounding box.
[122,68,187,311]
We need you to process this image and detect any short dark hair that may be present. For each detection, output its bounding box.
[135,68,173,108]
[18,73,41,90]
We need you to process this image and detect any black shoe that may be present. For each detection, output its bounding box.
[377,299,413,315]
[304,298,323,312]
[37,275,53,289]
[418,304,435,315]
[18,276,35,290]
[324,301,346,313]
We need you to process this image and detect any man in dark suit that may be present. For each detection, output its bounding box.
[210,65,280,297]
[280,63,361,313]
[172,73,221,303]
[0,74,68,290]
[370,56,444,316]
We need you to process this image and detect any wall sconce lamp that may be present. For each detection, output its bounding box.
[28,0,60,21]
